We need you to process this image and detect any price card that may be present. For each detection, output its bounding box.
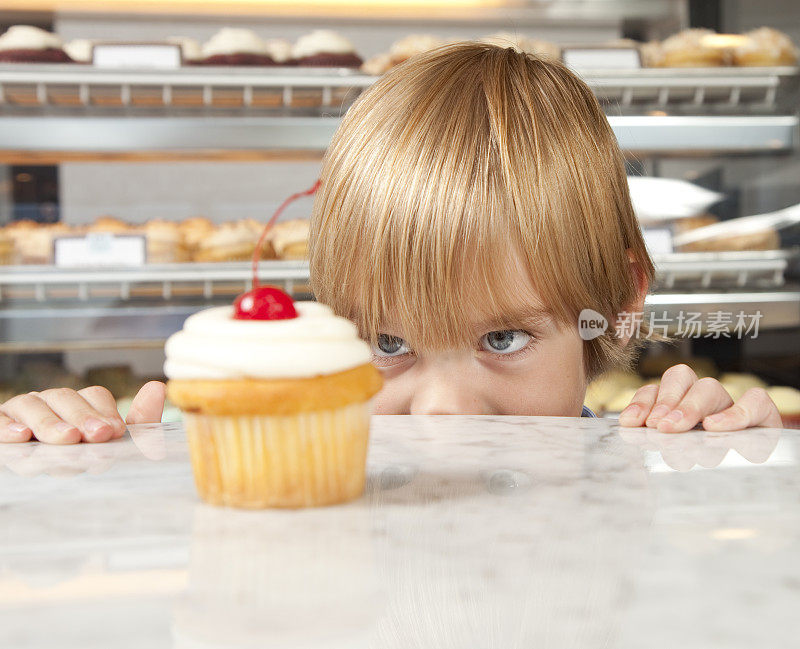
[562,47,642,71]
[641,227,674,255]
[92,43,182,69]
[54,233,147,268]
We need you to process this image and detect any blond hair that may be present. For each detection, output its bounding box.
[310,42,656,380]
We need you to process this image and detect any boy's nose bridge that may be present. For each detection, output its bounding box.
[410,355,483,415]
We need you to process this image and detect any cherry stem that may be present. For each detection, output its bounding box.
[252,178,321,289]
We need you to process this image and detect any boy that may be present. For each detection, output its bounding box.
[0,43,782,444]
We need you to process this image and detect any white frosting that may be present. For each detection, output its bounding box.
[264,38,292,63]
[201,28,268,58]
[0,25,63,52]
[164,301,371,380]
[167,36,203,62]
[63,39,93,62]
[292,30,355,59]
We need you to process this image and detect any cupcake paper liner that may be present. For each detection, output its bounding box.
[183,400,371,508]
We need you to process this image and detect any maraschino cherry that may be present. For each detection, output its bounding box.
[233,179,321,321]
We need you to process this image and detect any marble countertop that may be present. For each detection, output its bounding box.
[0,416,798,649]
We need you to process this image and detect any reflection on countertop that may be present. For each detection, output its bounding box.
[0,416,798,649]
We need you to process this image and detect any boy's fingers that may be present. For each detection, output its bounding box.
[0,393,82,444]
[126,381,166,425]
[656,377,733,434]
[0,412,33,443]
[77,386,127,439]
[618,384,659,426]
[702,387,783,431]
[645,364,698,427]
[37,388,118,443]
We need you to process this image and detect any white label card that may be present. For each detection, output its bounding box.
[54,234,147,268]
[641,227,674,255]
[563,48,642,70]
[92,44,182,69]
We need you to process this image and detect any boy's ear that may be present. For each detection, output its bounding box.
[612,249,650,346]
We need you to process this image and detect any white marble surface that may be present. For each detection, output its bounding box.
[0,416,798,649]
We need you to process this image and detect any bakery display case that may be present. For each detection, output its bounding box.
[0,5,799,410]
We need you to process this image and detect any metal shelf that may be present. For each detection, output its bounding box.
[0,114,795,154]
[0,65,797,154]
[0,255,797,352]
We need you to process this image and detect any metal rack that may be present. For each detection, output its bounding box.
[0,65,797,153]
[0,252,797,351]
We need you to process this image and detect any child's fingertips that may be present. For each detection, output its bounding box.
[82,417,115,442]
[618,404,640,425]
[1,423,32,442]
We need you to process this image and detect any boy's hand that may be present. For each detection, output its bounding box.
[0,381,166,444]
[617,364,782,432]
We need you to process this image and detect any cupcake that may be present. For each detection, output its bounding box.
[164,286,383,508]
[292,30,362,67]
[0,25,73,63]
[62,38,94,63]
[166,36,203,64]
[766,386,800,429]
[731,27,799,67]
[195,28,277,66]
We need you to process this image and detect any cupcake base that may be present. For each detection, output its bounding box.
[0,48,73,63]
[192,53,282,66]
[183,400,371,508]
[294,52,363,67]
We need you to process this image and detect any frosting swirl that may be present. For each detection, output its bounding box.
[0,25,63,52]
[164,301,371,380]
[292,30,355,59]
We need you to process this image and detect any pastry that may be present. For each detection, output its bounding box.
[649,29,730,67]
[62,38,93,63]
[0,25,73,63]
[292,30,362,67]
[166,36,203,63]
[164,287,383,508]
[269,219,309,260]
[90,216,130,233]
[360,52,393,76]
[195,28,276,66]
[719,372,768,402]
[180,217,216,257]
[584,369,645,416]
[479,33,560,59]
[388,34,445,66]
[8,222,71,265]
[731,27,799,67]
[766,386,800,429]
[0,229,14,265]
[677,227,780,252]
[194,220,272,263]
[143,219,191,264]
[672,213,720,236]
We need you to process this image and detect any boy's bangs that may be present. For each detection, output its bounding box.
[349,202,555,350]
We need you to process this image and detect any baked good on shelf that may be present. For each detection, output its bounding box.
[7,221,72,265]
[165,287,383,507]
[766,386,800,429]
[389,34,445,66]
[62,38,93,63]
[648,29,730,67]
[269,219,309,260]
[143,219,191,264]
[672,213,720,236]
[719,372,768,402]
[479,33,560,59]
[0,25,73,63]
[0,229,14,265]
[166,36,203,63]
[90,215,131,233]
[584,369,645,416]
[194,220,270,263]
[677,226,780,252]
[291,30,362,67]
[731,27,799,67]
[195,28,276,66]
[180,217,216,256]
[360,51,393,76]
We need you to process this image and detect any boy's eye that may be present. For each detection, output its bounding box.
[373,334,410,357]
[481,330,531,354]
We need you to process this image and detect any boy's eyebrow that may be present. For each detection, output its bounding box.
[472,307,552,332]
